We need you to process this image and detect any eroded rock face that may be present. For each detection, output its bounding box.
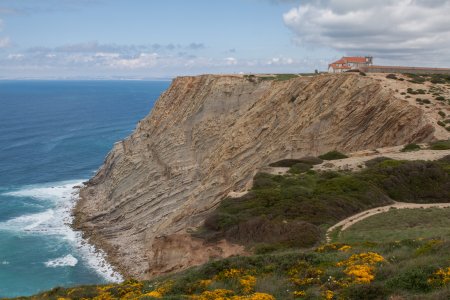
[74,74,436,278]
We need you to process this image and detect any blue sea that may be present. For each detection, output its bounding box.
[0,80,170,298]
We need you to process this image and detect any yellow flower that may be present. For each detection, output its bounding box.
[337,252,385,267]
[344,265,375,284]
[338,245,351,252]
[231,293,276,300]
[322,290,334,300]
[293,290,306,297]
[189,289,234,300]
[428,267,450,287]
[239,275,257,294]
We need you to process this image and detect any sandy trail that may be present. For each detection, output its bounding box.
[326,202,450,242]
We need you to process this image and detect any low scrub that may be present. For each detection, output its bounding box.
[429,140,450,150]
[318,150,348,160]
[401,143,421,152]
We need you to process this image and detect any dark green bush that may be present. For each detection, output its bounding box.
[401,143,421,152]
[289,163,313,174]
[269,156,323,167]
[318,150,348,160]
[386,267,434,292]
[429,140,450,150]
[364,157,391,168]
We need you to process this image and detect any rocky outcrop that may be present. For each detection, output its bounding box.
[74,73,438,279]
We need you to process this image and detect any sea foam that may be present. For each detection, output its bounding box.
[45,255,78,268]
[0,181,123,282]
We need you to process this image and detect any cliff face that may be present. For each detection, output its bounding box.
[74,74,437,279]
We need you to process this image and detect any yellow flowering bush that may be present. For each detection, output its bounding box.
[216,268,244,280]
[293,290,306,297]
[232,293,275,300]
[338,245,352,252]
[428,267,450,287]
[316,243,350,253]
[189,289,235,300]
[343,265,375,284]
[142,280,173,299]
[336,252,385,285]
[239,275,257,294]
[288,261,324,287]
[337,252,385,267]
[322,290,334,300]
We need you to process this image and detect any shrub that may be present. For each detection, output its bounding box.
[386,74,398,80]
[436,96,445,101]
[341,283,390,300]
[269,157,323,167]
[429,140,450,150]
[269,159,303,168]
[401,143,421,152]
[386,268,434,292]
[364,157,391,168]
[319,151,349,160]
[438,121,446,127]
[289,163,313,174]
[422,99,431,104]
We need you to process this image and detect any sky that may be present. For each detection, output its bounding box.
[0,0,449,79]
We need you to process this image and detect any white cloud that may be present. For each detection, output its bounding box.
[0,36,10,48]
[106,53,159,69]
[225,57,237,65]
[267,56,294,65]
[7,53,23,60]
[283,0,450,65]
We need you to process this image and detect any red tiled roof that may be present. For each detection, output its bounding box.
[343,57,367,63]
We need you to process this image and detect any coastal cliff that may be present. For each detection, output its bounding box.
[73,73,439,279]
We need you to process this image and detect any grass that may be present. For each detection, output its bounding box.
[337,208,450,244]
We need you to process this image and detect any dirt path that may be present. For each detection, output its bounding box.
[326,202,450,242]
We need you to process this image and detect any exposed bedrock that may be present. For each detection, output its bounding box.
[73,73,437,278]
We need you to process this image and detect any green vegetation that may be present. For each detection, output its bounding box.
[19,228,450,299]
[406,73,450,84]
[269,157,323,168]
[337,208,450,243]
[17,156,450,300]
[407,88,426,95]
[318,151,348,160]
[429,140,450,150]
[401,143,421,152]
[259,74,300,81]
[386,74,398,80]
[243,74,300,83]
[198,157,450,252]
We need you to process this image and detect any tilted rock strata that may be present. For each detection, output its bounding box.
[74,74,437,279]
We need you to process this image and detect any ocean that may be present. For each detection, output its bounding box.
[0,80,170,298]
